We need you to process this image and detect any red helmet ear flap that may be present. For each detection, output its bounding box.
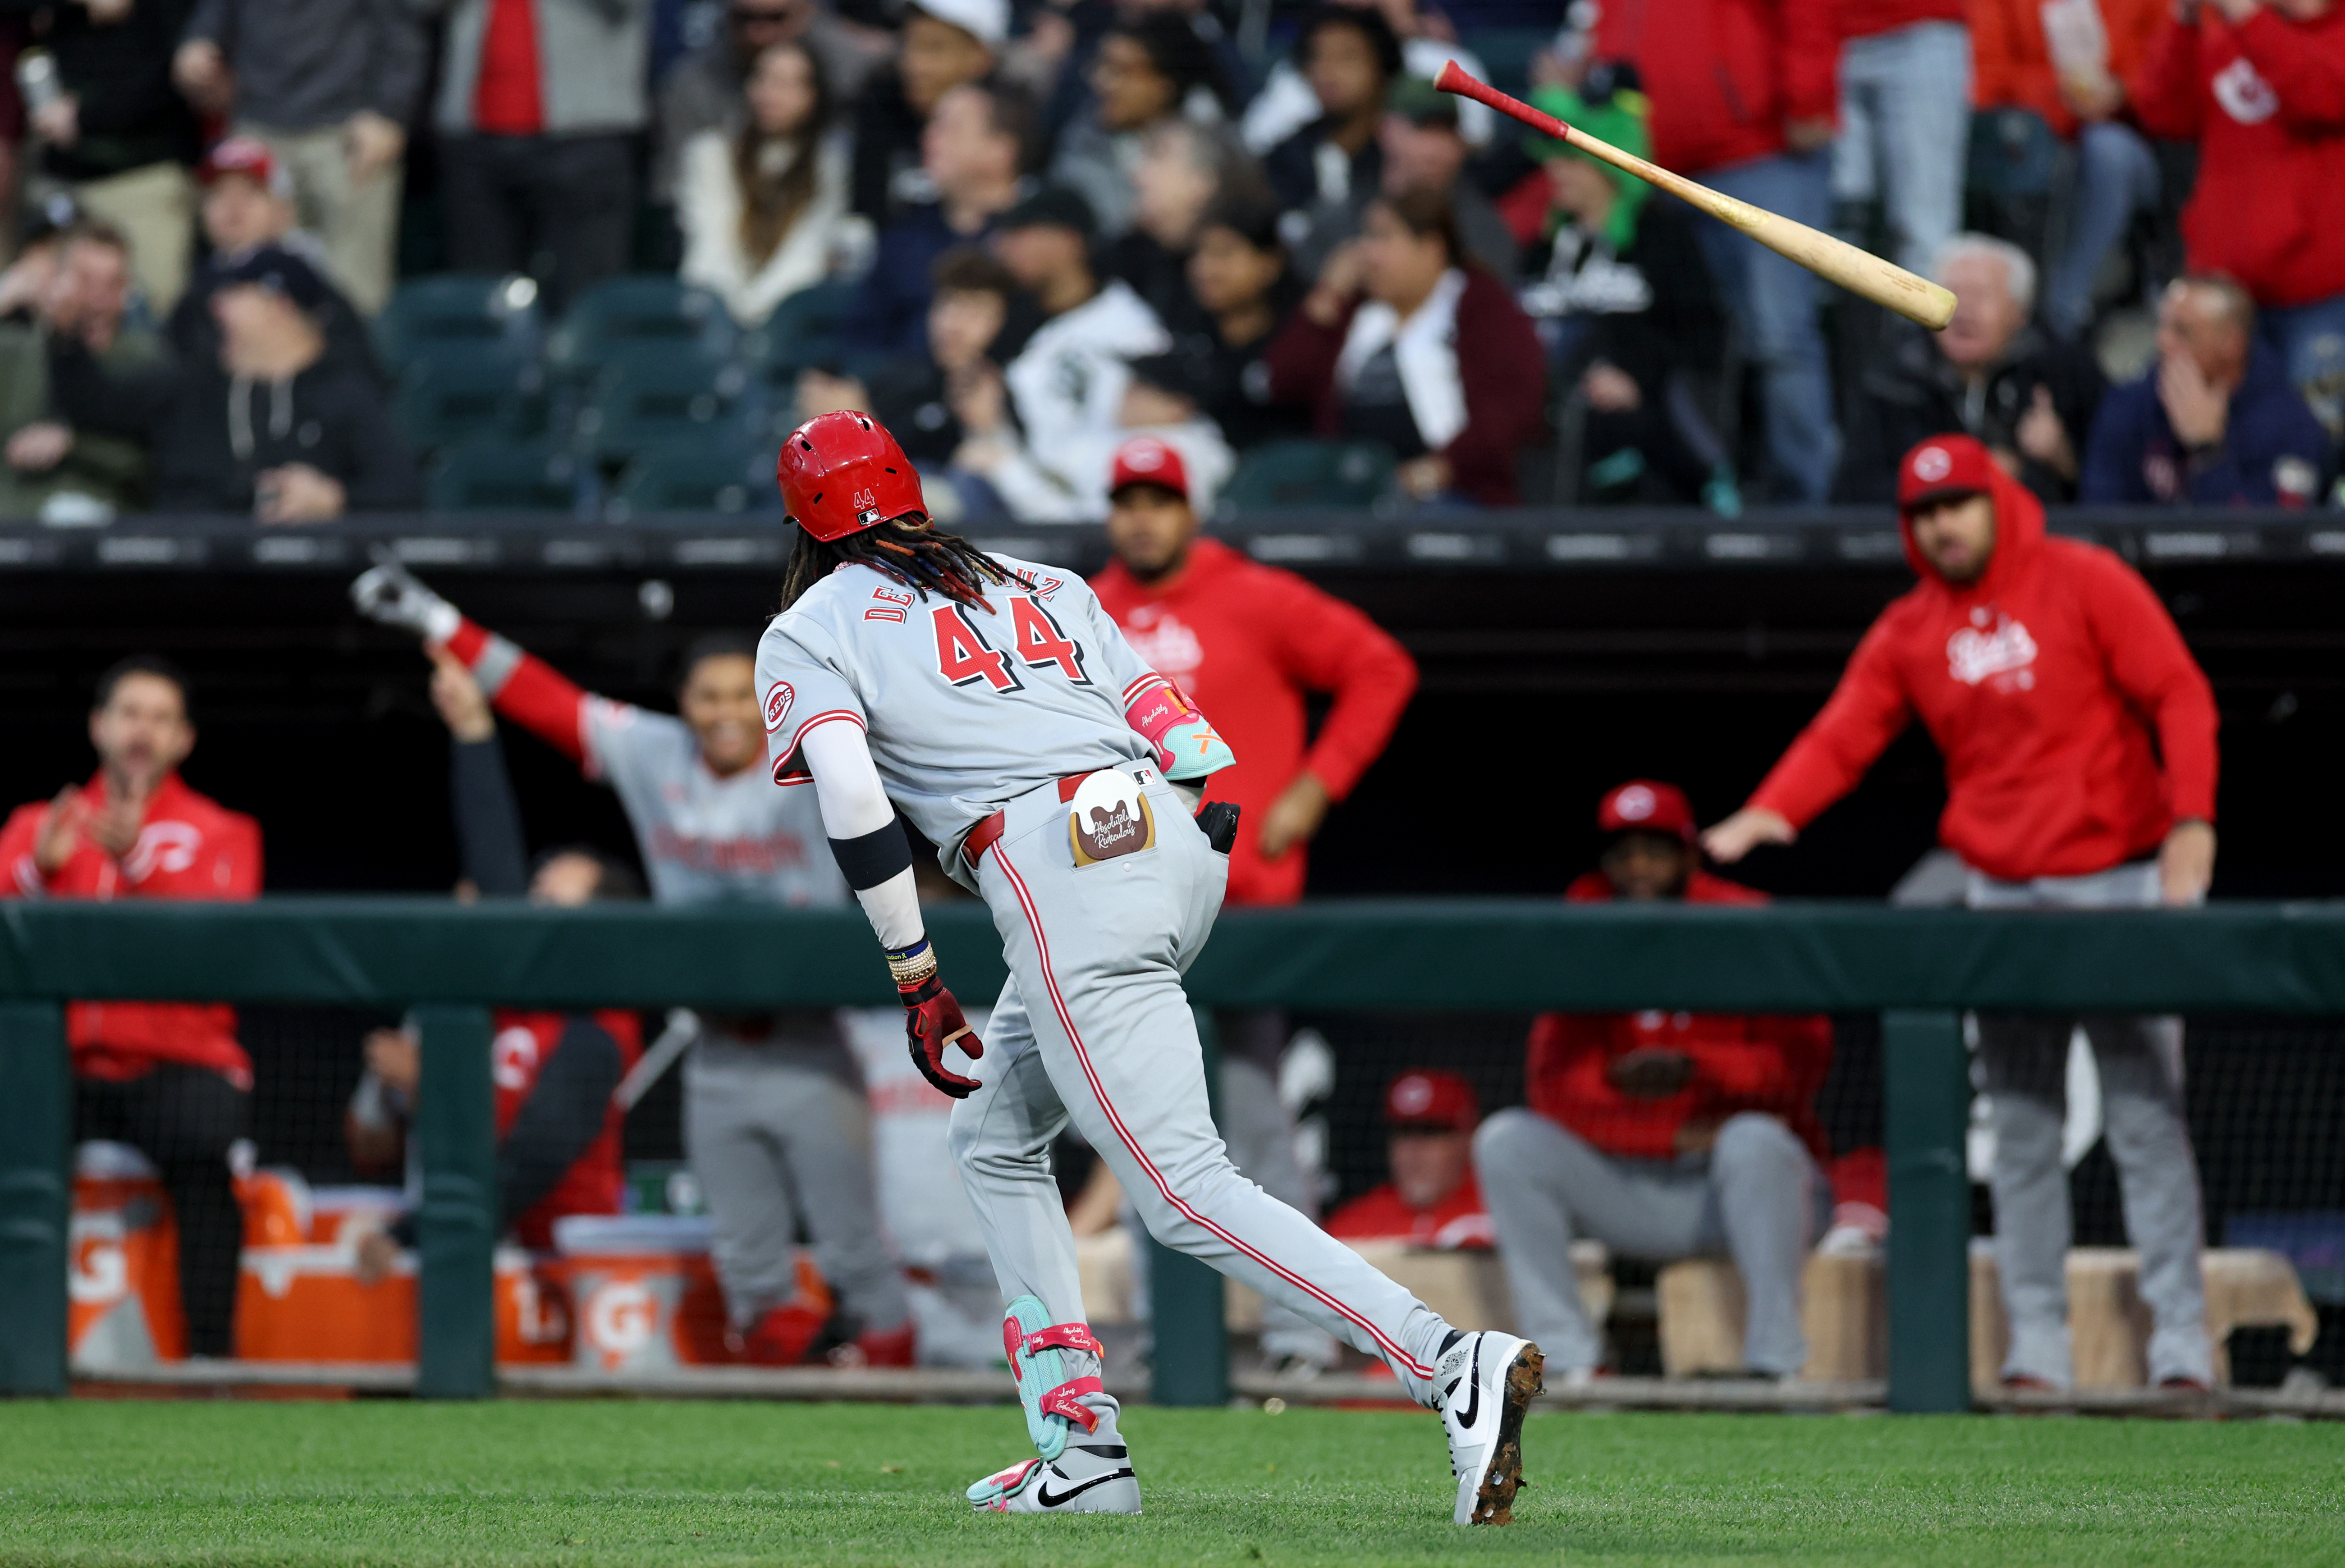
[776,410,928,542]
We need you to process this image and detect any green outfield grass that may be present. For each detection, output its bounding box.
[1,1399,2340,1567]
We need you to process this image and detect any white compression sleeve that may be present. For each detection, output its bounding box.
[797,718,925,951]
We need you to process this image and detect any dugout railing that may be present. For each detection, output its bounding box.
[5,898,2344,1411]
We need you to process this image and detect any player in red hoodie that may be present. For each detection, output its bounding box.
[1706,433,2218,1389]
[1476,781,1833,1383]
[0,656,262,1358]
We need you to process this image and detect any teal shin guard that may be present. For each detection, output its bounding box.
[1002,1294,1105,1461]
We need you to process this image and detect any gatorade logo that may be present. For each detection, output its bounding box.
[764,681,795,732]
[585,1279,656,1368]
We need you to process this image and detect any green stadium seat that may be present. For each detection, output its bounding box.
[1218,439,1396,511]
[608,437,779,518]
[375,274,541,372]
[545,276,738,380]
[395,344,550,452]
[736,280,858,392]
[571,348,753,462]
[426,442,591,514]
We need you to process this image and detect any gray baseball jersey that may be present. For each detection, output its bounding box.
[755,553,1159,863]
[580,699,847,908]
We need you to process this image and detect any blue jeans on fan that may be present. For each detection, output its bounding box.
[2043,119,2163,342]
[1835,20,1972,275]
[2259,293,2345,439]
[1693,150,1841,503]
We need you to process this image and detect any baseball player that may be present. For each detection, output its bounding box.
[348,564,913,1367]
[758,409,1541,1523]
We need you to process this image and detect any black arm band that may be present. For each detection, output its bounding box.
[830,814,916,891]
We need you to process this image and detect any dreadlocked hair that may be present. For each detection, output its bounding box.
[780,515,1026,612]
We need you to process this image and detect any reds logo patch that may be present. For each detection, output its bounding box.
[763,681,795,731]
[1947,608,2038,688]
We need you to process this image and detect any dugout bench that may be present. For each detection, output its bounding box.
[5,899,2344,1411]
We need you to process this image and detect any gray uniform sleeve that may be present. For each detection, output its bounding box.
[756,617,870,786]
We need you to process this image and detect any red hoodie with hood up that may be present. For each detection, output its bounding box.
[1745,440,2218,882]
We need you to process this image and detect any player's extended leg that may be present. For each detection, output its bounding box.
[768,1058,915,1356]
[949,975,1140,1514]
[2085,1013,2212,1386]
[1977,1012,2077,1387]
[683,1039,825,1362]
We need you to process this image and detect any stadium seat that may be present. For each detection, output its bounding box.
[608,436,779,518]
[572,349,754,462]
[395,344,551,452]
[374,274,542,372]
[426,442,592,515]
[736,280,858,393]
[1218,438,1396,511]
[545,276,739,380]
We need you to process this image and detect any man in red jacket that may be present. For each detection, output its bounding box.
[1593,0,1842,500]
[2129,0,2345,435]
[0,656,263,1358]
[1326,1070,1494,1251]
[1706,433,2219,1389]
[1475,781,1834,1382]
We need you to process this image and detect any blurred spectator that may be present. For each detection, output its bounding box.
[1262,6,1398,235]
[677,39,869,325]
[952,349,1230,521]
[348,568,913,1366]
[1050,12,1230,241]
[169,0,426,315]
[1104,114,1260,323]
[1709,435,2221,1390]
[1839,234,2105,504]
[2080,275,2328,504]
[989,184,1168,455]
[53,247,421,519]
[1478,780,1834,1383]
[25,0,204,312]
[1971,0,2167,340]
[1832,0,1969,275]
[0,656,262,1358]
[843,77,1029,358]
[1164,195,1312,451]
[860,243,1014,464]
[0,219,166,518]
[2130,0,2345,436]
[658,0,887,203]
[847,0,1004,226]
[1507,82,1731,507]
[1325,1070,1493,1249]
[168,140,381,385]
[1243,0,1497,153]
[1374,77,1514,279]
[348,654,646,1278]
[1594,0,1842,501]
[1266,184,1547,504]
[429,0,651,312]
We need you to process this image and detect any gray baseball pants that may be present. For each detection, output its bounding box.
[1968,860,2211,1387]
[1475,1109,1823,1376]
[685,1024,910,1335]
[947,768,1459,1404]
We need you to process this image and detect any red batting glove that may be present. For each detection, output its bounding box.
[904,975,984,1098]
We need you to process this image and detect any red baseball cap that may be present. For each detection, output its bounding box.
[1597,779,1696,843]
[1383,1070,1479,1134]
[199,136,288,197]
[1897,434,1997,514]
[1108,436,1189,502]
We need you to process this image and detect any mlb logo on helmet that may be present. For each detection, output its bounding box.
[763,681,795,731]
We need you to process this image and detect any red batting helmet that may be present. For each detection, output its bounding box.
[776,410,928,542]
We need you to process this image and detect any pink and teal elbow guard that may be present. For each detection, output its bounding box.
[1126,680,1236,782]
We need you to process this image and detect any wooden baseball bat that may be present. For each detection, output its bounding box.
[1435,62,1957,331]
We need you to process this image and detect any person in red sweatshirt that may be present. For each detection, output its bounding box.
[1475,780,1834,1383]
[2128,0,2345,434]
[1326,1070,1493,1251]
[0,656,262,1358]
[1592,0,1842,501]
[1705,432,2219,1389]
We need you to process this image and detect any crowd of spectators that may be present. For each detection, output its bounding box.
[0,0,2336,522]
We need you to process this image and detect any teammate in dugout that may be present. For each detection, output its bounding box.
[348,567,912,1367]
[758,409,1542,1523]
[1706,433,2221,1391]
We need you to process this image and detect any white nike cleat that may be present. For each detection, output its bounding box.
[966,1442,1142,1514]
[1434,1330,1543,1526]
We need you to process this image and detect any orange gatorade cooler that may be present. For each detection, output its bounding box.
[553,1216,731,1372]
[69,1143,188,1372]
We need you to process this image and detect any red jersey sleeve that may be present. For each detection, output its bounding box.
[1685,1013,1834,1102]
[2126,14,2205,140]
[2231,8,2345,129]
[2077,551,2220,823]
[0,801,51,897]
[1261,572,1419,801]
[1747,611,1916,829]
[444,617,593,766]
[204,810,265,900]
[1779,0,1843,124]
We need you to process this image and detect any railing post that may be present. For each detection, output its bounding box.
[414,1005,495,1399]
[0,1002,70,1396]
[1150,1006,1229,1407]
[1883,1009,1971,1413]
